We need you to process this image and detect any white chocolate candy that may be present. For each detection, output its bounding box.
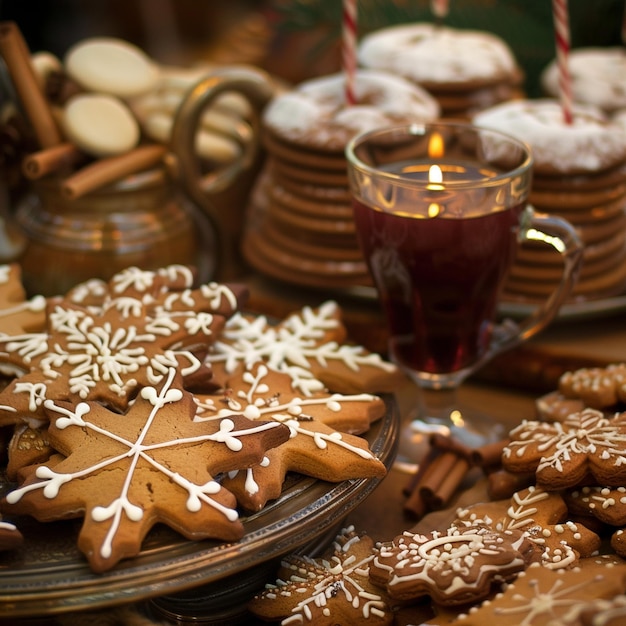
[64,37,159,98]
[30,51,63,90]
[62,93,140,157]
[142,111,241,163]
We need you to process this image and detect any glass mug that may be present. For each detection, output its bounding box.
[346,122,583,458]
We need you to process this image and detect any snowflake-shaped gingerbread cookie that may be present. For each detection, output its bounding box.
[206,301,404,396]
[369,524,537,606]
[248,526,393,626]
[194,362,387,510]
[1,367,290,572]
[0,296,224,426]
[502,408,626,489]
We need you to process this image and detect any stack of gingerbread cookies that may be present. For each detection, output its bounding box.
[243,69,440,290]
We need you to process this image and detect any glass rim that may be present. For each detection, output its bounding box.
[345,121,534,189]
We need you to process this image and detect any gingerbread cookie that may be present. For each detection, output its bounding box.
[565,485,626,527]
[455,486,601,569]
[5,423,53,482]
[502,409,626,489]
[0,264,46,336]
[559,364,626,410]
[369,524,537,606]
[2,367,290,572]
[248,526,393,626]
[0,517,23,551]
[454,560,626,625]
[0,296,221,427]
[194,362,387,511]
[206,300,404,396]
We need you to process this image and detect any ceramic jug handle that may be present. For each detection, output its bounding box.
[170,66,274,280]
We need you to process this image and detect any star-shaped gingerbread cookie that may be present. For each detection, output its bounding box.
[1,367,290,572]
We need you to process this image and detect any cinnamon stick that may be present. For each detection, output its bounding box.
[61,144,167,199]
[430,432,474,462]
[22,142,85,179]
[424,456,471,510]
[0,21,62,148]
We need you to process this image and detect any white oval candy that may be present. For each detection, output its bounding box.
[65,37,159,98]
[63,94,140,157]
[142,111,240,163]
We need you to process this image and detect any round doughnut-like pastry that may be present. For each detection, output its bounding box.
[473,99,626,175]
[262,69,439,150]
[62,93,140,157]
[541,47,626,114]
[358,23,519,89]
[64,37,159,98]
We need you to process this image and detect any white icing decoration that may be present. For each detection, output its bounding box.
[207,300,396,397]
[6,367,285,561]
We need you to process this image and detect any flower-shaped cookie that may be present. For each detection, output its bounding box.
[559,364,626,410]
[369,524,536,606]
[248,526,393,626]
[455,486,601,569]
[502,409,626,489]
[1,368,290,572]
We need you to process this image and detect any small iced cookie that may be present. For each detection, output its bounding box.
[473,99,626,175]
[358,23,519,88]
[62,93,140,157]
[542,47,626,114]
[0,263,46,335]
[0,518,23,551]
[64,37,159,98]
[262,69,439,150]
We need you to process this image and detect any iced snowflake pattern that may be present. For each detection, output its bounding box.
[193,363,387,510]
[0,298,223,426]
[206,301,398,397]
[503,408,626,488]
[249,527,392,626]
[3,367,289,572]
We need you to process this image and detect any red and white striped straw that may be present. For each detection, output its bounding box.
[430,0,449,20]
[552,0,573,124]
[342,0,357,106]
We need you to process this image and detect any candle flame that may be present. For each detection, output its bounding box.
[428,164,443,185]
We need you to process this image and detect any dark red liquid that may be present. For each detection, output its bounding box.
[353,198,523,374]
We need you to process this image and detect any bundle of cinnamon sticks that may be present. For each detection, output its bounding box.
[403,433,512,519]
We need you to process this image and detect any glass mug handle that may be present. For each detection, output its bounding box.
[480,205,584,369]
[170,66,274,280]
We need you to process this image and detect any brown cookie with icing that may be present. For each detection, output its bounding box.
[0,263,47,336]
[195,362,387,511]
[1,368,290,572]
[502,409,626,489]
[369,523,537,606]
[248,526,393,626]
[455,486,601,569]
[206,300,404,396]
